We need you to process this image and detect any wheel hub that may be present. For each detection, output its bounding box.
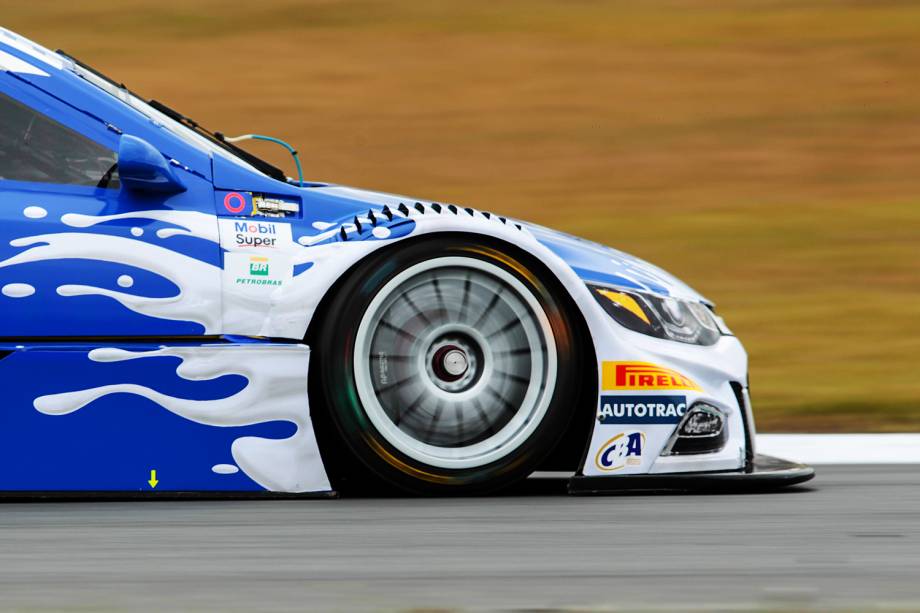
[432,345,469,381]
[424,333,482,393]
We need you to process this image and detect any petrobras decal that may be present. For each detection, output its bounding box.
[597,395,687,424]
[601,361,701,391]
[218,218,293,251]
[224,252,291,292]
[237,256,281,287]
[594,430,645,472]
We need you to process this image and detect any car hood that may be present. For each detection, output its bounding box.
[521,223,709,303]
[307,185,709,304]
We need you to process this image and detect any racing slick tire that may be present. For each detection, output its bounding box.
[311,234,581,495]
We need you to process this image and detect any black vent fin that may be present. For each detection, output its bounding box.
[464,207,475,216]
[340,227,348,241]
[414,202,425,213]
[368,210,377,226]
[447,204,458,214]
[382,205,394,220]
[431,203,442,213]
[398,203,410,216]
[353,216,363,233]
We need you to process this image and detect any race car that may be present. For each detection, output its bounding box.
[0,28,813,496]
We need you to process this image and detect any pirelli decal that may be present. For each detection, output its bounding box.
[601,361,701,392]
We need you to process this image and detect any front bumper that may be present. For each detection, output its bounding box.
[568,454,815,494]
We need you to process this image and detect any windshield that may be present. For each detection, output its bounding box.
[59,52,283,180]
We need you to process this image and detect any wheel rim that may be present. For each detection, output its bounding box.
[353,256,558,470]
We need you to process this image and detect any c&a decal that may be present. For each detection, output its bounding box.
[594,431,645,472]
[601,361,701,391]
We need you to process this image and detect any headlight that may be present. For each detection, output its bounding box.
[589,285,722,346]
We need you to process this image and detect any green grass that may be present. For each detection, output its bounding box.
[5,0,920,430]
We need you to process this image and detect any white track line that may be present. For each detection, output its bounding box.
[757,434,920,464]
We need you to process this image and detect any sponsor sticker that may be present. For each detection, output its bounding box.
[237,256,280,287]
[597,395,687,424]
[594,431,645,472]
[223,191,249,214]
[219,218,293,251]
[223,252,291,293]
[601,361,701,391]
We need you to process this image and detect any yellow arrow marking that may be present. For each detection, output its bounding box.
[597,289,651,325]
[148,469,159,489]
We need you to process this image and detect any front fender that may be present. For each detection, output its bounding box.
[218,191,749,478]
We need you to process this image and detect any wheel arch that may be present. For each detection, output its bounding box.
[304,230,598,476]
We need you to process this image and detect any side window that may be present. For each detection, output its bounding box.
[0,91,118,188]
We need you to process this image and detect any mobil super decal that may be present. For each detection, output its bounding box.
[218,218,292,251]
[594,431,644,472]
[602,361,701,391]
[597,395,687,424]
[234,220,279,248]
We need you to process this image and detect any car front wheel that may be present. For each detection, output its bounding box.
[312,235,580,494]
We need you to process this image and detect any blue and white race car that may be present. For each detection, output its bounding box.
[0,28,812,496]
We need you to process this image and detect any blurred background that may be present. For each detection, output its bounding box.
[6,0,919,431]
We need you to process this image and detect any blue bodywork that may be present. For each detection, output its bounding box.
[0,344,289,491]
[0,29,703,492]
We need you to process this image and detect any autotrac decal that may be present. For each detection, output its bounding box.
[601,361,701,391]
[594,431,645,472]
[597,395,687,424]
[218,218,292,250]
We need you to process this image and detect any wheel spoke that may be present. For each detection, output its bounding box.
[472,286,504,329]
[432,278,448,321]
[493,347,531,357]
[400,291,432,326]
[395,387,428,426]
[378,319,420,343]
[376,372,420,395]
[495,369,531,385]
[454,403,465,443]
[458,273,472,322]
[472,398,497,436]
[486,316,522,339]
[484,385,517,417]
[422,401,444,444]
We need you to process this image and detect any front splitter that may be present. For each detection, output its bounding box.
[568,454,815,495]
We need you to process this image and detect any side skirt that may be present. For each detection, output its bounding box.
[0,341,333,497]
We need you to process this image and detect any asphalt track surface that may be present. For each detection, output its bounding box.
[0,465,918,611]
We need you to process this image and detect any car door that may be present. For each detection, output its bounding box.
[0,77,222,338]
